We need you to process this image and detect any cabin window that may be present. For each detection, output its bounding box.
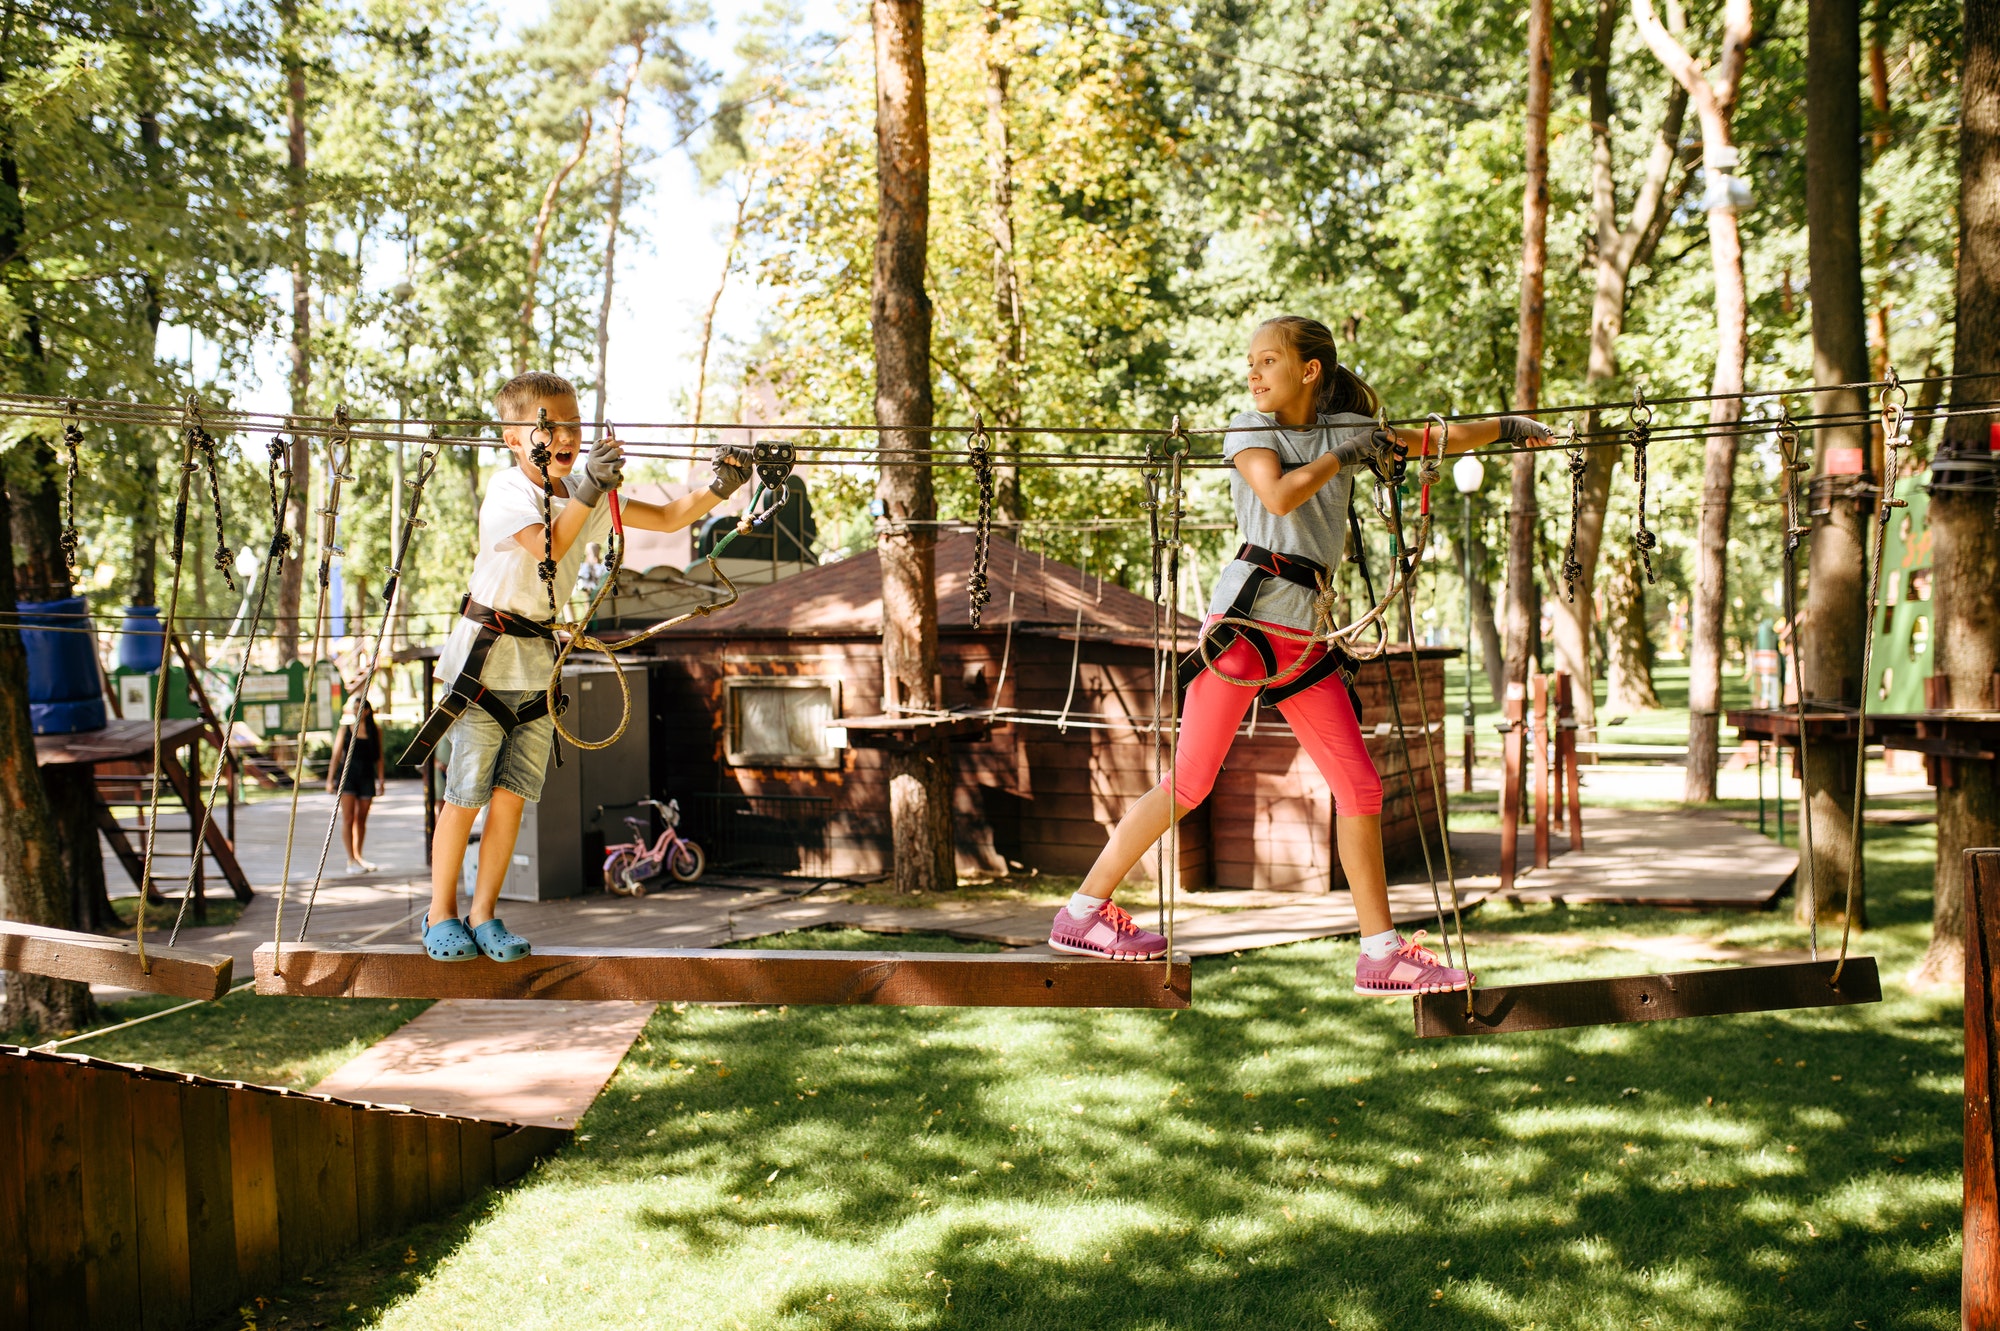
[724,678,842,768]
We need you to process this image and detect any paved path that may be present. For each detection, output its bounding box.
[311,999,654,1129]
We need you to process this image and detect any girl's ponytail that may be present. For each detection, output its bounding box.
[1257,315,1382,420]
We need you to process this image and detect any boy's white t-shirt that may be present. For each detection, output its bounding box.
[436,466,615,692]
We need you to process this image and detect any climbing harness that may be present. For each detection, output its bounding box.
[170,433,296,945]
[1561,418,1587,602]
[1629,390,1658,584]
[271,409,354,974]
[58,402,81,575]
[967,416,995,628]
[298,433,442,941]
[134,398,205,973]
[1774,404,1819,959]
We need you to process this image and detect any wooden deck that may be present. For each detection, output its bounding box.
[312,1000,655,1129]
[1482,806,1798,909]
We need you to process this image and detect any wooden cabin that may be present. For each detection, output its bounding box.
[633,532,1450,893]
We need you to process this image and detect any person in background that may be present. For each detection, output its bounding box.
[326,696,386,875]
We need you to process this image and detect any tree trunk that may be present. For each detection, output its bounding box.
[280,1,309,665]
[871,0,953,894]
[518,112,593,375]
[0,468,96,1032]
[1603,553,1662,711]
[690,177,752,472]
[1800,0,1875,927]
[982,1,1025,524]
[1555,4,1689,750]
[592,58,638,426]
[1454,530,1507,701]
[1504,0,1552,695]
[1915,0,2000,987]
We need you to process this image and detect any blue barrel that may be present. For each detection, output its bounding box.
[18,596,107,734]
[116,604,164,674]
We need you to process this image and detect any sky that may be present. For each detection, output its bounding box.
[209,0,835,428]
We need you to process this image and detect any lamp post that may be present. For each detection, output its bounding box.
[1452,453,1486,793]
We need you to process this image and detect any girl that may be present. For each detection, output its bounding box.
[327,696,386,875]
[1047,315,1549,994]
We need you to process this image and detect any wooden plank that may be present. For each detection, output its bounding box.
[127,1074,193,1331]
[352,1106,394,1244]
[23,1055,87,1331]
[0,1055,28,1329]
[0,920,232,1001]
[256,944,1193,1009]
[74,1063,140,1331]
[269,1094,323,1279]
[491,1125,567,1186]
[459,1121,496,1198]
[179,1080,237,1325]
[1413,957,1883,1038]
[1966,848,2000,1330]
[225,1090,280,1293]
[389,1114,430,1228]
[314,1102,360,1257]
[1498,682,1525,893]
[426,1118,463,1210]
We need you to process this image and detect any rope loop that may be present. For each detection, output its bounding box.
[1561,417,1586,601]
[265,435,294,561]
[530,406,560,619]
[1628,395,1658,585]
[58,400,81,573]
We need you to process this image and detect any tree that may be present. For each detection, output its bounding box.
[279,0,312,664]
[1549,0,1689,745]
[979,0,1024,523]
[1914,0,2000,985]
[1632,0,1754,804]
[1797,0,1875,929]
[1504,0,1553,707]
[871,0,953,893]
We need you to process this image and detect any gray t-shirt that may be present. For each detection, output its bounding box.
[1205,410,1375,631]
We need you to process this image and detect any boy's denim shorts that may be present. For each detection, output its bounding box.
[441,690,553,808]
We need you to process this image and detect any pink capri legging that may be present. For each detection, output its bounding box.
[1169,619,1385,816]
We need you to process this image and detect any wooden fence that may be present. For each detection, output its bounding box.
[0,1044,567,1331]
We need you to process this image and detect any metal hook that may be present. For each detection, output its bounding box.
[1628,385,1653,429]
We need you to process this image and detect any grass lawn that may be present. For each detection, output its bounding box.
[54,815,1939,1331]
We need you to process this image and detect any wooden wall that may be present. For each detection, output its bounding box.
[640,634,1448,894]
[0,1045,566,1331]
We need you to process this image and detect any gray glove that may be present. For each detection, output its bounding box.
[1330,427,1401,472]
[1496,415,1554,444]
[708,444,754,498]
[566,439,624,508]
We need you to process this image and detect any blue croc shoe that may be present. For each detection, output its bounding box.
[472,917,532,962]
[423,914,479,962]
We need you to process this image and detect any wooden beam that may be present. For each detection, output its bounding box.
[0,921,233,1001]
[255,944,1192,1009]
[1411,957,1881,1038]
[1966,848,2000,1329]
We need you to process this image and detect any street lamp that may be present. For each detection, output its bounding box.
[1452,453,1486,793]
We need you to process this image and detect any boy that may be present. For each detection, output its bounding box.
[405,371,751,962]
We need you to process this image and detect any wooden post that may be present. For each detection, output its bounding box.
[1967,848,2000,1329]
[1499,681,1525,892]
[1532,673,1551,869]
[1557,670,1583,851]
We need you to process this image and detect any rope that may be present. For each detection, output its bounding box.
[58,403,81,575]
[1629,394,1658,584]
[1775,409,1819,960]
[296,434,441,941]
[1832,375,1911,983]
[1160,423,1187,978]
[1560,419,1587,602]
[132,398,202,975]
[1055,603,1084,732]
[169,436,294,945]
[967,416,994,628]
[270,411,353,976]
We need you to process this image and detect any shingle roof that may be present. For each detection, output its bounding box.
[661,531,1198,638]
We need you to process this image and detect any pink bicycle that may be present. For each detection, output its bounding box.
[602,798,706,894]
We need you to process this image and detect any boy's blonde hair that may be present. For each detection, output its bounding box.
[494,371,577,436]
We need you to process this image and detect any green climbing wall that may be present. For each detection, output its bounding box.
[1864,474,1934,713]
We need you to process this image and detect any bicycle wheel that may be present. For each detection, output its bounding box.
[603,848,645,895]
[667,841,705,883]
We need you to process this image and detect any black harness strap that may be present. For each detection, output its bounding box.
[396,597,562,768]
[1178,543,1361,713]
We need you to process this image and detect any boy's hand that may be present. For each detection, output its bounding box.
[1495,416,1553,444]
[566,438,625,508]
[708,445,754,498]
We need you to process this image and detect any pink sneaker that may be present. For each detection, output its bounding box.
[1353,931,1472,996]
[1048,899,1168,960]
